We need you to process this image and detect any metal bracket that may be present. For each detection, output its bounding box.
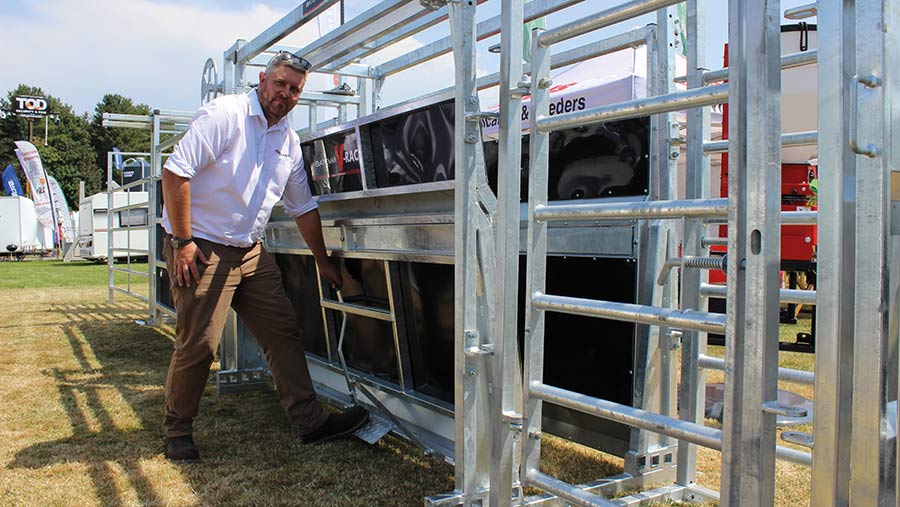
[781,431,814,448]
[849,74,882,158]
[761,400,808,418]
[419,0,448,11]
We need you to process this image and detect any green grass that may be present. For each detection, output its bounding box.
[0,259,149,289]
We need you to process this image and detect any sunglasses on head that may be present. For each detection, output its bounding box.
[271,51,311,72]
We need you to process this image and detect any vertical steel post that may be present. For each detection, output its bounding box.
[720,0,781,505]
[849,0,897,503]
[449,1,493,504]
[810,0,856,504]
[628,10,678,479]
[148,112,162,325]
[490,0,525,505]
[677,0,710,487]
[107,150,116,304]
[522,25,551,493]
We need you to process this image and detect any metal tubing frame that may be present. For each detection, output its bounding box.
[489,0,525,506]
[677,0,710,487]
[449,1,496,504]
[720,0,782,504]
[809,1,857,503]
[847,0,898,504]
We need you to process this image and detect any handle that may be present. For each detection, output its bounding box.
[849,74,882,158]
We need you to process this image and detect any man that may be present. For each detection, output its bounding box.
[161,51,369,462]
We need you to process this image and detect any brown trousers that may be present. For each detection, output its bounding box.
[163,236,327,438]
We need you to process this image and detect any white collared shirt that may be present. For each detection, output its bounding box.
[161,89,316,247]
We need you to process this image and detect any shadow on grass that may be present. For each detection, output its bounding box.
[8,300,454,507]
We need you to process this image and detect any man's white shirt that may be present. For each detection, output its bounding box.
[162,89,316,247]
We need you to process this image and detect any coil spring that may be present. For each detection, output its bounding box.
[682,256,726,271]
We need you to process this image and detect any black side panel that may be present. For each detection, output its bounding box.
[328,258,399,384]
[274,253,331,360]
[484,117,651,202]
[300,130,364,195]
[519,256,637,456]
[155,265,174,313]
[397,262,455,403]
[372,100,455,187]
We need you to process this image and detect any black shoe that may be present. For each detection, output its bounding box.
[165,435,200,462]
[301,406,370,444]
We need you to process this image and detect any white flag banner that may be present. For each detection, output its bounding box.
[48,176,75,243]
[14,141,55,230]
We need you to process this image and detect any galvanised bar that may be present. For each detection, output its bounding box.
[698,354,815,386]
[530,382,813,467]
[529,382,724,450]
[489,0,526,505]
[382,26,652,117]
[535,84,728,134]
[720,0,783,503]
[705,210,816,225]
[319,299,394,321]
[677,0,710,487]
[537,0,683,48]
[375,0,585,79]
[703,130,818,154]
[534,198,728,222]
[532,293,727,334]
[700,283,817,306]
[525,470,618,507]
[677,50,819,84]
[234,0,342,65]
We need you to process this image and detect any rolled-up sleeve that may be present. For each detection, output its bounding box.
[281,155,318,217]
[164,101,233,178]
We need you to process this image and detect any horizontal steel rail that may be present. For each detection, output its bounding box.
[376,0,585,78]
[536,84,728,133]
[111,287,149,302]
[526,470,617,507]
[705,211,817,225]
[111,266,151,277]
[109,248,150,255]
[235,0,342,65]
[108,202,149,213]
[701,236,728,247]
[698,354,815,385]
[699,283,816,306]
[108,227,150,233]
[675,49,818,84]
[532,293,726,334]
[537,0,683,47]
[320,299,394,321]
[529,382,812,466]
[703,130,818,154]
[158,132,187,152]
[530,382,723,449]
[534,198,728,222]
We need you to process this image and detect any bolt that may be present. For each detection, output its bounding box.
[466,134,477,144]
[467,368,478,377]
[538,78,553,89]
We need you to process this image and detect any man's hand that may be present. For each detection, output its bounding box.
[173,242,211,287]
[318,257,343,291]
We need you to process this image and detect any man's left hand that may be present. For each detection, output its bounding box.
[318,258,343,291]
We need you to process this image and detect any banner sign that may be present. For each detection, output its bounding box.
[13,95,49,117]
[2,164,23,197]
[112,147,123,170]
[48,176,75,242]
[14,141,56,231]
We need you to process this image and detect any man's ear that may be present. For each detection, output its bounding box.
[258,71,266,84]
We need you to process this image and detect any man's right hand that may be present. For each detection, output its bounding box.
[173,242,210,287]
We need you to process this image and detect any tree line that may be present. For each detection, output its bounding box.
[1,84,153,207]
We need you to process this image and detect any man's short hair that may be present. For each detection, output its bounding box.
[266,51,312,75]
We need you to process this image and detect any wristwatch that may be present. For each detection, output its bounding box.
[169,236,194,250]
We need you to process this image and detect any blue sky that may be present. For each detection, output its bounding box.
[0,0,814,116]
